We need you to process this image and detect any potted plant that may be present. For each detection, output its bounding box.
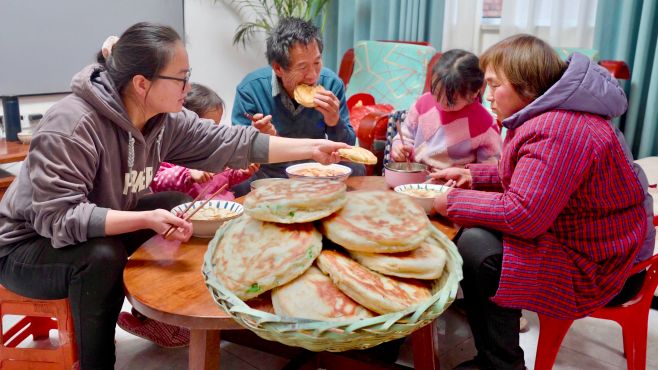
[219,0,331,47]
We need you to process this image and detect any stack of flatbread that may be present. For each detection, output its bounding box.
[211,182,450,321]
[244,179,347,223]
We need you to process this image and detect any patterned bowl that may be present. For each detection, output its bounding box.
[394,183,449,214]
[171,200,244,238]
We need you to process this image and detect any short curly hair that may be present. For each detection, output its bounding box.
[266,17,323,69]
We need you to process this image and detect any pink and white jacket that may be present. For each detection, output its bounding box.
[393,93,501,169]
[150,162,251,201]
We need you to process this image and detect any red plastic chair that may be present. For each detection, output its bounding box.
[346,93,376,112]
[535,253,658,370]
[0,285,77,370]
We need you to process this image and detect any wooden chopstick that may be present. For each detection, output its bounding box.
[163,183,228,239]
[162,183,213,238]
[243,112,257,122]
[395,120,412,171]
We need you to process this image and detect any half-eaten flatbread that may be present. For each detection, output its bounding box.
[294,84,325,108]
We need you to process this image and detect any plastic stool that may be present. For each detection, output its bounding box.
[0,284,77,370]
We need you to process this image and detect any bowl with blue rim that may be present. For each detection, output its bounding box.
[393,183,449,214]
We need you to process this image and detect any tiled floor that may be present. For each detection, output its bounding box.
[3,295,658,369]
[110,300,658,370]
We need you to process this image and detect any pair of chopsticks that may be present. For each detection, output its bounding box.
[163,183,228,239]
[243,112,257,123]
[394,120,412,171]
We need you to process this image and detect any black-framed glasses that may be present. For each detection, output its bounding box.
[154,69,192,92]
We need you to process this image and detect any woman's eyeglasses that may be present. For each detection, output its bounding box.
[154,69,192,92]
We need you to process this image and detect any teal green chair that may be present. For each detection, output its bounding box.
[345,40,437,111]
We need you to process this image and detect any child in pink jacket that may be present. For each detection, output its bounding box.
[391,50,501,170]
[149,83,258,200]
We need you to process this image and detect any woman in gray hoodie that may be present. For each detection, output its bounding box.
[0,22,349,369]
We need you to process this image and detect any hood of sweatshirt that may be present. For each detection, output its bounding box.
[502,53,628,130]
[70,64,167,169]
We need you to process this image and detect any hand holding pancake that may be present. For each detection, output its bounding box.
[293,84,339,126]
[312,88,340,127]
[311,139,349,165]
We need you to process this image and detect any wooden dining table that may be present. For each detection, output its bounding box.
[0,138,29,200]
[123,176,460,370]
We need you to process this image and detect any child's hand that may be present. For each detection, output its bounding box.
[251,113,277,136]
[190,170,213,184]
[391,141,414,162]
[429,168,472,188]
[239,163,260,177]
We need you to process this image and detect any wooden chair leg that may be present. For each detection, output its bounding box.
[412,323,439,370]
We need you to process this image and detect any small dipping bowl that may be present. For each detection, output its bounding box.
[383,162,429,188]
[394,183,449,214]
[171,200,243,238]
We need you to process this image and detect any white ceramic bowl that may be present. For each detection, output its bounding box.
[171,200,244,238]
[285,162,352,182]
[394,183,449,214]
[17,131,32,145]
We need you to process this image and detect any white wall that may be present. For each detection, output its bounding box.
[184,0,267,120]
[0,0,267,130]
[0,0,268,174]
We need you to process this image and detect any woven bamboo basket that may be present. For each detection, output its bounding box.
[202,223,463,352]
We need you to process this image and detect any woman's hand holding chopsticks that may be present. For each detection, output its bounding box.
[152,209,193,241]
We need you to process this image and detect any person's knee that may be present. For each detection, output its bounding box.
[457,228,501,269]
[80,238,128,277]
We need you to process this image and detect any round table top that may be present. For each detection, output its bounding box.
[123,176,459,329]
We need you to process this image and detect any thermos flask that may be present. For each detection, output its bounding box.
[2,96,21,142]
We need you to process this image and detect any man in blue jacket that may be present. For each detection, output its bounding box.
[231,17,364,195]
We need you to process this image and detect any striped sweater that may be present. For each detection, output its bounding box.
[446,53,654,319]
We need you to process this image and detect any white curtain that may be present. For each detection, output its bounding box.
[499,0,598,47]
[442,0,482,53]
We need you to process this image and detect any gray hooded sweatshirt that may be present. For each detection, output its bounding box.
[0,64,268,253]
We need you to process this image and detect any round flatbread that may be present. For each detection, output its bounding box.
[321,191,430,252]
[272,266,374,321]
[349,231,447,280]
[293,84,324,108]
[244,179,347,223]
[338,147,377,165]
[211,215,322,300]
[316,250,432,314]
